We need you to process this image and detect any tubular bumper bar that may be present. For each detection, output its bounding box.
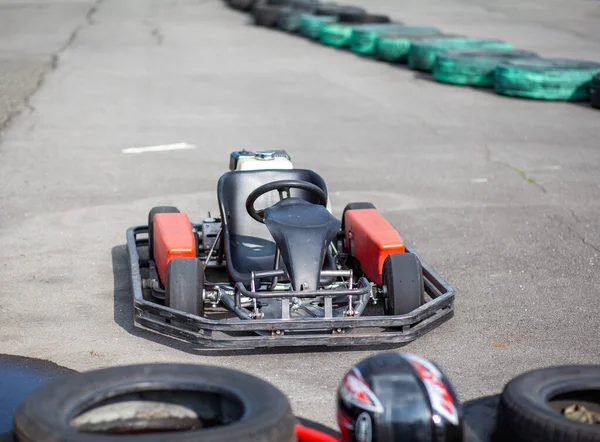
[126,225,455,348]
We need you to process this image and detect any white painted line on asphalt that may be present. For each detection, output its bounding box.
[524,165,562,171]
[471,178,488,183]
[122,142,196,154]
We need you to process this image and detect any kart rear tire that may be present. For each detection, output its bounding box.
[495,365,600,442]
[13,363,297,442]
[341,202,376,232]
[382,252,424,315]
[148,206,180,262]
[166,257,205,317]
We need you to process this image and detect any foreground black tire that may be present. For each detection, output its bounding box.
[495,365,600,442]
[148,206,180,262]
[382,252,424,315]
[166,257,205,317]
[13,363,297,442]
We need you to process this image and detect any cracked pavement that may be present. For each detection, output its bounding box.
[0,0,599,430]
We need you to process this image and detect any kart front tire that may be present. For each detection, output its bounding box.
[13,363,297,442]
[166,257,204,317]
[382,252,424,315]
[148,206,180,262]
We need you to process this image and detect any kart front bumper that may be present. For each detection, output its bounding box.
[126,225,455,349]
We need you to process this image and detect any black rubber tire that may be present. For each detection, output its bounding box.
[252,3,286,27]
[165,257,205,317]
[591,74,600,109]
[341,13,390,24]
[315,2,343,15]
[341,202,376,232]
[433,48,539,87]
[148,206,180,262]
[382,253,424,315]
[495,365,600,442]
[318,4,364,17]
[494,58,600,101]
[13,363,297,442]
[229,0,257,11]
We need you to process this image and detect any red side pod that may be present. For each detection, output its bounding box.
[344,208,405,286]
[153,213,196,284]
[296,424,343,442]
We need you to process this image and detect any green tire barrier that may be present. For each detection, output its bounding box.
[433,48,539,87]
[375,33,458,63]
[408,37,513,72]
[591,74,600,109]
[320,20,392,48]
[299,14,337,39]
[320,22,355,47]
[494,58,600,101]
[350,25,441,56]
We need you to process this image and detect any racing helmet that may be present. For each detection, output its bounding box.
[336,352,463,442]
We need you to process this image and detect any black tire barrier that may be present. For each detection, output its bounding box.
[228,0,258,11]
[252,2,288,27]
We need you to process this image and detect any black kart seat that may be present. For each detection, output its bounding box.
[217,169,336,287]
[264,198,340,291]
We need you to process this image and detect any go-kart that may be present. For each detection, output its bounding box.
[126,150,455,348]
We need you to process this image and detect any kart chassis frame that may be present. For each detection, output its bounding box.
[127,224,455,348]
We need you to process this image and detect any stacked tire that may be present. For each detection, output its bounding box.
[277,0,318,32]
[375,33,459,63]
[320,15,391,48]
[349,25,440,56]
[408,37,513,71]
[494,58,600,101]
[299,14,338,39]
[432,48,539,87]
[252,0,291,27]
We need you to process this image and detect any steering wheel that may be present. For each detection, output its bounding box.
[245,180,328,223]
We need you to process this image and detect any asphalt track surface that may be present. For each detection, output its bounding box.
[1,0,599,430]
